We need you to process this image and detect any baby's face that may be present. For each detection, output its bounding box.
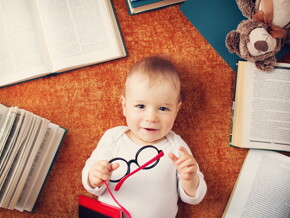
[122,74,181,145]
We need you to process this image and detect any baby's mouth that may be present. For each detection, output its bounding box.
[144,128,158,132]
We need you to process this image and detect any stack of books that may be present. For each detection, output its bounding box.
[0,104,66,212]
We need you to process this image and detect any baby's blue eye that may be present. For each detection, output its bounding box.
[136,104,145,109]
[159,107,169,111]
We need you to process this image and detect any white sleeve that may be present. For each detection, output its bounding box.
[178,167,207,204]
[169,131,207,204]
[81,128,118,196]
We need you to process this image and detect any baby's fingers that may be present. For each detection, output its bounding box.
[178,158,196,170]
[168,152,179,163]
[94,171,110,182]
[96,160,111,174]
[180,164,197,174]
[111,162,119,172]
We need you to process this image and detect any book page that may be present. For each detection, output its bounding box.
[0,107,18,156]
[0,113,36,208]
[0,104,9,133]
[0,104,10,154]
[0,114,41,208]
[223,149,290,218]
[0,109,25,178]
[35,0,126,72]
[0,0,51,87]
[8,117,50,209]
[0,110,32,191]
[23,125,65,212]
[15,123,56,211]
[247,63,290,151]
[233,61,290,152]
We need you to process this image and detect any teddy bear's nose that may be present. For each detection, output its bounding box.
[254,41,268,52]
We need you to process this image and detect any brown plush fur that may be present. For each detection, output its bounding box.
[226,20,282,71]
[0,0,289,217]
[226,0,290,71]
[236,0,261,18]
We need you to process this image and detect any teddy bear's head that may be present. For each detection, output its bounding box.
[226,19,284,71]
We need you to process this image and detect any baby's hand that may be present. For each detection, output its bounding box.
[168,146,198,181]
[88,160,119,188]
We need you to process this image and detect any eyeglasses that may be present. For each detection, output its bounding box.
[109,145,164,191]
[104,145,164,218]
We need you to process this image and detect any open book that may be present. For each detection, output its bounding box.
[0,0,127,88]
[223,149,290,218]
[0,104,67,212]
[230,61,290,152]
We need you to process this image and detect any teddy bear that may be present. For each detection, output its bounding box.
[225,0,290,71]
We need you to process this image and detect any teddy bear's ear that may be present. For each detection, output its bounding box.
[225,31,240,54]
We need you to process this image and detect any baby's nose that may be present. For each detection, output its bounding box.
[145,110,158,122]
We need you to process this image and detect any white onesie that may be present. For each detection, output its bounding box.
[82,126,207,218]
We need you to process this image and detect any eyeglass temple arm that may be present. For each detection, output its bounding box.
[104,181,132,218]
[114,151,164,191]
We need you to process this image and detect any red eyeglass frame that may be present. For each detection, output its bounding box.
[104,149,164,218]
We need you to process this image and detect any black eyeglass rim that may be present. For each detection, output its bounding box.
[109,145,162,183]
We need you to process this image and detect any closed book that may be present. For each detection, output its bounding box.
[79,195,123,218]
[127,0,185,15]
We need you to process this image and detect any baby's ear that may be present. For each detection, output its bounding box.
[177,102,182,112]
[121,96,126,116]
[226,30,240,53]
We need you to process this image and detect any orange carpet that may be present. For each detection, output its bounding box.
[0,0,289,217]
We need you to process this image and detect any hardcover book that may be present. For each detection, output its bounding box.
[230,61,290,152]
[0,104,67,212]
[79,195,123,218]
[0,0,127,88]
[126,0,186,15]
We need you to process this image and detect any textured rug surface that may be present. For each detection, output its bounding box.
[0,0,289,217]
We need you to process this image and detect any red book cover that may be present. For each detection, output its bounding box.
[78,195,123,218]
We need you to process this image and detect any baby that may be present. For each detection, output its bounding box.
[82,55,207,218]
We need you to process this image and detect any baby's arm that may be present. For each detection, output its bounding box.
[82,127,129,195]
[260,0,273,24]
[168,146,199,197]
[88,160,119,188]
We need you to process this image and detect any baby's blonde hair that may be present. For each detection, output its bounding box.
[125,55,182,102]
